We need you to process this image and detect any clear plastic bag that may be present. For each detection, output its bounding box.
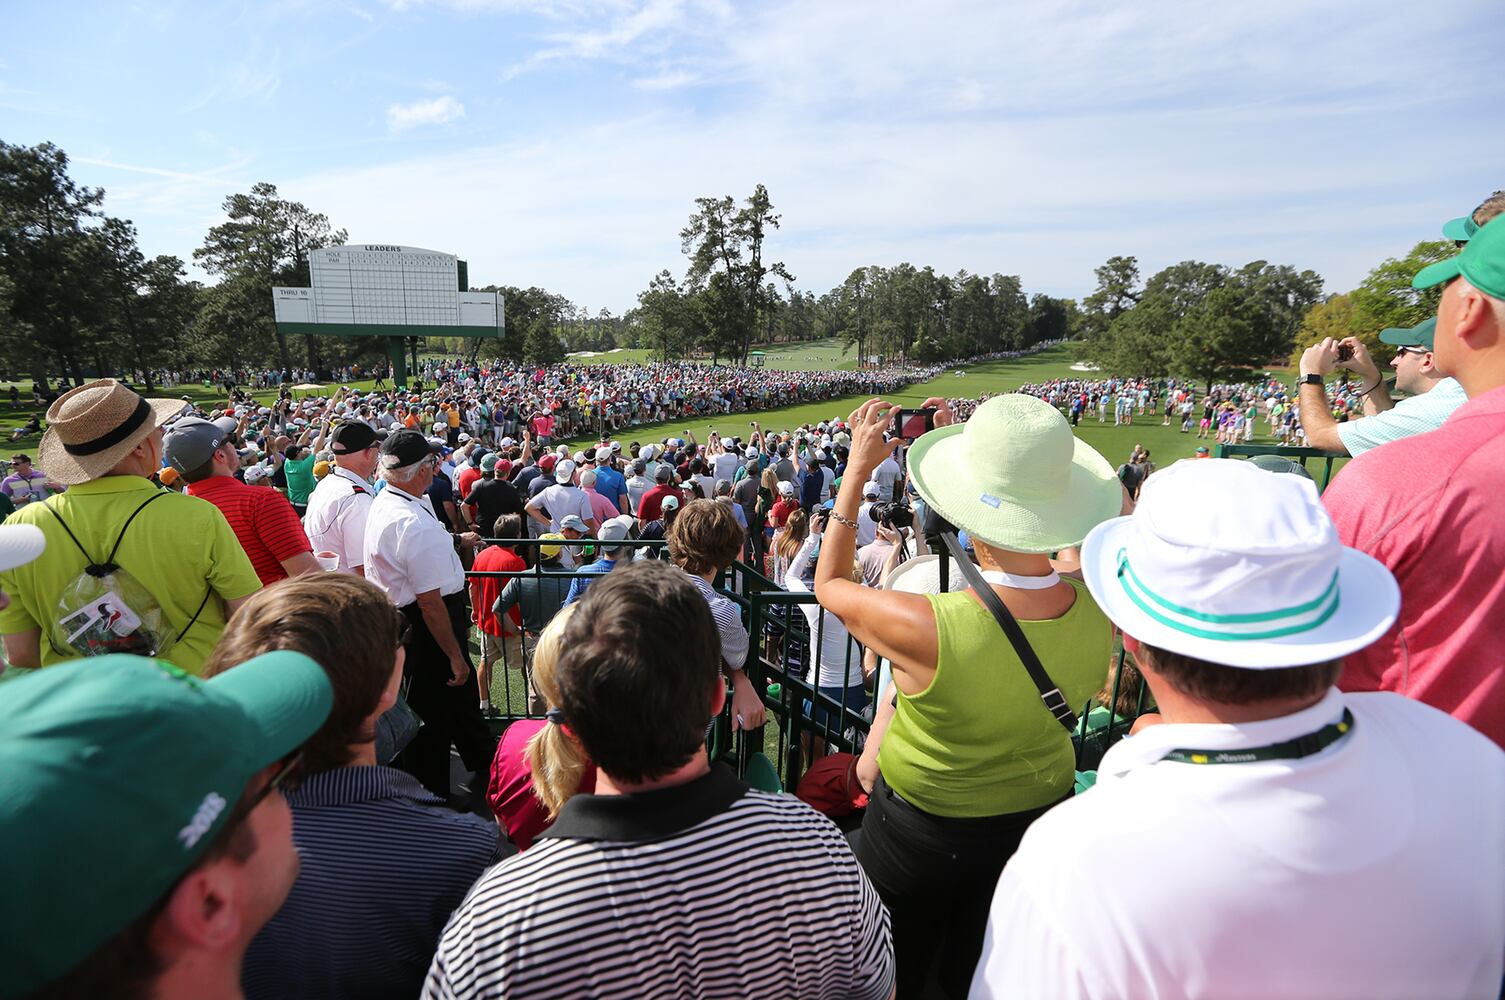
[52,566,169,659]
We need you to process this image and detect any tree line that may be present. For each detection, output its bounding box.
[632,184,1082,365]
[2,138,1435,392]
[1076,256,1325,390]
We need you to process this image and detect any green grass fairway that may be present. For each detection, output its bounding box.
[562,345,1290,470]
[568,338,861,371]
[4,346,1299,473]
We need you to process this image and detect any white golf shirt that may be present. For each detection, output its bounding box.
[302,465,373,572]
[972,689,1505,1000]
[871,455,902,501]
[362,483,466,608]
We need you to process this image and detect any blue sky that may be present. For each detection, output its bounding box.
[3,0,1501,313]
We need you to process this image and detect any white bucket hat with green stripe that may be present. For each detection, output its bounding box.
[1080,458,1399,669]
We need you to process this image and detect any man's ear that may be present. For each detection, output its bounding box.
[709,675,727,718]
[155,857,245,955]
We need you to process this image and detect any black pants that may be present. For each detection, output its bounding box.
[397,591,495,797]
[855,775,1066,999]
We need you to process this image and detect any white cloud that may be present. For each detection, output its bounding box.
[385,95,467,132]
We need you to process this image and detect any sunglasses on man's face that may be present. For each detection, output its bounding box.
[1396,347,1428,357]
[241,751,304,818]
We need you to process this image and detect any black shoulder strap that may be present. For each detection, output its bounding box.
[939,531,1078,733]
[43,490,169,577]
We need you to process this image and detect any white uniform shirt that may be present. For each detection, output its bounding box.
[302,465,373,572]
[362,483,466,608]
[971,689,1505,1000]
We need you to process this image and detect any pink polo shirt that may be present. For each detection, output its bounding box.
[1323,384,1505,748]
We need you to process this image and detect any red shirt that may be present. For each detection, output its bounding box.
[1323,384,1505,748]
[470,545,525,635]
[456,466,482,502]
[769,498,796,529]
[486,718,596,851]
[186,475,312,586]
[636,484,683,523]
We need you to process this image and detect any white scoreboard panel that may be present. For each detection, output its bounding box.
[309,244,460,325]
[273,244,500,331]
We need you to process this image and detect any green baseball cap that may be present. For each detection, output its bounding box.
[1413,216,1505,299]
[1378,316,1437,350]
[0,652,332,995]
[1442,215,1478,243]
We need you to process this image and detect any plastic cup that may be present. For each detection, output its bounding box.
[314,551,340,571]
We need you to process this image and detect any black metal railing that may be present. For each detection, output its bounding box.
[465,539,873,792]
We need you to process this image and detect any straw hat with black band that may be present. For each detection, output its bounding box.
[37,380,188,486]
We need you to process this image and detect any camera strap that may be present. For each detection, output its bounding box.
[938,531,1079,733]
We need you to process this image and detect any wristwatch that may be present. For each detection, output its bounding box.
[1300,373,1324,387]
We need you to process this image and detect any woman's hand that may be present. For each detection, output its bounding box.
[844,398,896,479]
[920,397,956,429]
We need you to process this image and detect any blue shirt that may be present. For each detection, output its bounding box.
[593,466,628,511]
[242,765,506,1000]
[563,556,617,606]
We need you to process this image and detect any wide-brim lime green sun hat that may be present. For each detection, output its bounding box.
[906,394,1122,554]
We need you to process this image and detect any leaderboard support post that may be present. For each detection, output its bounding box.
[388,337,409,389]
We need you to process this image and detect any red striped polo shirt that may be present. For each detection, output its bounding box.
[186,475,312,586]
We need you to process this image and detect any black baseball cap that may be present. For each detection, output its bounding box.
[381,429,437,466]
[330,421,379,455]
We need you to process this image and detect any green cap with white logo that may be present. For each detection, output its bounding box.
[1413,216,1505,299]
[0,653,332,995]
[1378,316,1437,350]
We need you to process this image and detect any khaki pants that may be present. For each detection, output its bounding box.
[478,629,542,713]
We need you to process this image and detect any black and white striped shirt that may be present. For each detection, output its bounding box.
[688,571,749,671]
[243,765,507,1000]
[422,765,894,1000]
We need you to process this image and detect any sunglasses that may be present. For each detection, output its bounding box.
[1395,347,1428,357]
[240,751,304,818]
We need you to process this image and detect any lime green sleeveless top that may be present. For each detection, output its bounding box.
[878,579,1111,817]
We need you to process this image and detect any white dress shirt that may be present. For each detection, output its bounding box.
[971,689,1505,1000]
[362,483,466,608]
[302,466,373,572]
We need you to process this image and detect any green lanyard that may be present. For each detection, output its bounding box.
[1161,709,1354,765]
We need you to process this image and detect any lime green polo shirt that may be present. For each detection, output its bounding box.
[879,580,1112,817]
[0,476,262,673]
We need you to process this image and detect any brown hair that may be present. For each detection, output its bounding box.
[492,512,524,541]
[1137,642,1340,704]
[1472,190,1505,228]
[667,499,745,576]
[773,509,809,565]
[522,604,589,818]
[203,575,399,781]
[554,562,720,783]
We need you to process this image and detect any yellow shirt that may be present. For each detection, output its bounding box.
[0,476,262,673]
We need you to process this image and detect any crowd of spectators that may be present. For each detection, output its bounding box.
[1,207,1503,999]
